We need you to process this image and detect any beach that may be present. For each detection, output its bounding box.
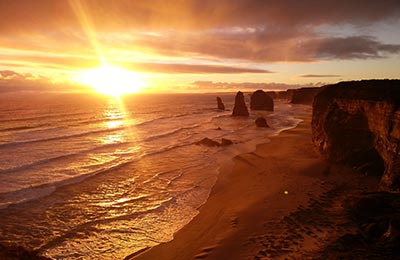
[131,112,380,260]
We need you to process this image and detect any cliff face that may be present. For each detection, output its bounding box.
[274,87,321,104]
[312,80,400,191]
[291,87,321,104]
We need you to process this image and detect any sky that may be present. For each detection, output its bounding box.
[0,0,399,93]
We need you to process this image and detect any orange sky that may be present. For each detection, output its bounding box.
[0,0,399,93]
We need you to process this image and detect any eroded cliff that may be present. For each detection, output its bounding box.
[312,80,400,191]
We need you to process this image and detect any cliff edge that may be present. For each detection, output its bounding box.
[312,80,400,191]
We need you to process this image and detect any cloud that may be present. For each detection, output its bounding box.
[0,53,272,74]
[191,81,323,92]
[135,31,400,62]
[128,63,272,74]
[0,1,399,32]
[0,70,84,93]
[0,0,399,75]
[299,74,341,78]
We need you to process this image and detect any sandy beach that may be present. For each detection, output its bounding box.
[130,111,380,260]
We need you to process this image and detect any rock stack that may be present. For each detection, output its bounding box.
[232,91,249,117]
[216,96,225,110]
[255,117,270,127]
[250,90,274,111]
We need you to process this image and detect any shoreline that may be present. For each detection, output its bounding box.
[129,112,380,259]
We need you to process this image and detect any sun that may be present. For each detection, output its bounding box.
[74,65,147,96]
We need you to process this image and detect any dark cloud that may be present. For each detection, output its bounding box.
[0,0,399,32]
[128,63,272,74]
[191,81,322,92]
[135,31,400,62]
[299,74,341,78]
[0,0,399,70]
[301,36,400,60]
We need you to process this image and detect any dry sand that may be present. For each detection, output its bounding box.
[130,112,380,260]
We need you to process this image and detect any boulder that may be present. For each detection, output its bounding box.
[0,243,51,260]
[255,117,270,128]
[221,138,233,146]
[232,91,249,117]
[250,90,274,111]
[196,137,220,147]
[311,80,400,191]
[216,96,225,110]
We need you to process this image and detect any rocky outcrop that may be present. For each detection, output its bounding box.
[196,137,234,147]
[196,138,220,147]
[0,243,51,260]
[255,117,270,128]
[232,91,249,117]
[250,90,274,111]
[312,80,400,191]
[290,87,321,104]
[216,96,225,110]
[275,89,295,100]
[221,138,234,146]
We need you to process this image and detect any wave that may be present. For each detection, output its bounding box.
[0,126,125,148]
[0,141,132,174]
[0,157,136,209]
[0,111,91,124]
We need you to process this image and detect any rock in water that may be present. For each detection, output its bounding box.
[250,90,274,111]
[311,79,400,191]
[221,138,233,146]
[196,137,220,147]
[216,96,225,110]
[232,91,249,116]
[255,117,270,127]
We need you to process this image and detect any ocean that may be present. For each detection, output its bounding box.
[0,92,307,259]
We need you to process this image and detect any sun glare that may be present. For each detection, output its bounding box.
[74,65,147,96]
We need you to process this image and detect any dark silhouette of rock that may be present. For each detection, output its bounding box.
[266,91,277,99]
[312,80,400,191]
[196,137,220,147]
[216,96,225,110]
[0,243,51,260]
[275,89,295,100]
[232,91,249,117]
[255,117,270,128]
[221,138,233,146]
[196,137,233,147]
[250,90,274,111]
[290,87,322,104]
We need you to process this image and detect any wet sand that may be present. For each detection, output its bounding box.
[130,112,379,260]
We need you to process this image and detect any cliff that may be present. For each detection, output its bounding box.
[290,87,321,104]
[312,80,400,191]
[273,87,321,104]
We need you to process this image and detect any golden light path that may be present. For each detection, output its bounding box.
[74,64,148,97]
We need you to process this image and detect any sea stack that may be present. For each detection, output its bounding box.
[250,90,274,111]
[232,91,249,117]
[311,80,400,191]
[255,117,270,127]
[216,96,225,110]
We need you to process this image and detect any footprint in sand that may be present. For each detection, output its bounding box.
[231,216,239,228]
[193,246,216,259]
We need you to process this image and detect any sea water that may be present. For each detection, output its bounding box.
[0,92,308,259]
